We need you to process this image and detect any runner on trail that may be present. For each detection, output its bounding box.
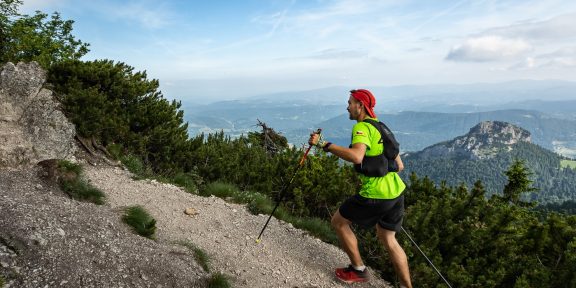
[308,89,412,288]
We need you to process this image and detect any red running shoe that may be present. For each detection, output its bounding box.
[335,265,369,283]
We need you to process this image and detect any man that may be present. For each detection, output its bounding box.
[308,89,412,287]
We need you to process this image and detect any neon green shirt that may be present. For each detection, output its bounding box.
[351,118,406,199]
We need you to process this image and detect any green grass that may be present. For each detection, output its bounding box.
[121,154,145,176]
[560,159,576,169]
[57,159,82,175]
[58,160,105,205]
[122,206,156,239]
[171,172,201,193]
[200,181,338,245]
[0,275,5,287]
[207,272,231,288]
[176,241,211,272]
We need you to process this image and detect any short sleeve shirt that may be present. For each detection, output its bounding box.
[351,118,406,199]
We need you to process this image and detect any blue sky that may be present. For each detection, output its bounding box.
[20,0,576,102]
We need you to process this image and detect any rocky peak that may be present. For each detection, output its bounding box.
[418,121,531,160]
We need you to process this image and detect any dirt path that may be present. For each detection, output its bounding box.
[84,164,392,288]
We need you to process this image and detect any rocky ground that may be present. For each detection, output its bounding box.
[0,161,393,288]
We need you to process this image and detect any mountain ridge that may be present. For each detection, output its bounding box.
[414,121,532,160]
[401,121,576,203]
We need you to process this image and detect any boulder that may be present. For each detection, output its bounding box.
[0,62,76,168]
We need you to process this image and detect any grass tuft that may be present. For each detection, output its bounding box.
[171,172,200,193]
[57,159,82,175]
[175,241,211,272]
[207,272,231,288]
[120,154,151,178]
[60,178,106,205]
[122,206,156,239]
[57,160,105,205]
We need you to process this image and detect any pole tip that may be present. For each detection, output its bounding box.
[255,239,261,244]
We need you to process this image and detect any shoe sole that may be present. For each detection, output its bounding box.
[335,275,369,284]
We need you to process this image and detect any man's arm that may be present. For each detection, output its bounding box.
[395,154,404,172]
[308,133,366,164]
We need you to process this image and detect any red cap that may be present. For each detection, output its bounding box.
[350,89,376,118]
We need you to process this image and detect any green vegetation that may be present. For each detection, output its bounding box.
[0,275,5,287]
[122,206,156,239]
[0,0,89,68]
[175,240,231,288]
[403,141,576,203]
[207,272,231,288]
[6,1,574,285]
[561,159,576,169]
[176,241,211,272]
[200,182,338,244]
[58,160,105,205]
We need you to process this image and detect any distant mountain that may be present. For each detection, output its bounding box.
[180,80,576,157]
[414,121,531,160]
[401,121,576,203]
[314,110,576,158]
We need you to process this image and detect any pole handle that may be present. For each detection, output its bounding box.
[299,128,322,166]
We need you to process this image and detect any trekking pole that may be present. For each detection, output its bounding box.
[256,128,322,243]
[401,226,453,288]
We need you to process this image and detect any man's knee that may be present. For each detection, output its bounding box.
[376,225,398,248]
[331,211,349,229]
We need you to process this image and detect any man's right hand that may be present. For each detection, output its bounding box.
[308,132,320,146]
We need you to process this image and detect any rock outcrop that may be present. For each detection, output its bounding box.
[416,121,531,160]
[0,62,76,168]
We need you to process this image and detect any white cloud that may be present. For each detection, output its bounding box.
[446,36,532,62]
[486,12,576,42]
[506,46,576,70]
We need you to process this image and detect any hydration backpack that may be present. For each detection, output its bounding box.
[353,119,400,177]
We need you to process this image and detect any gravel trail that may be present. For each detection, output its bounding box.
[84,164,392,288]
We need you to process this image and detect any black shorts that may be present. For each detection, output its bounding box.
[339,194,404,232]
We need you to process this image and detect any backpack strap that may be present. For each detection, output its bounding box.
[362,118,399,161]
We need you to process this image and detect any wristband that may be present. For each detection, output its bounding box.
[323,142,332,152]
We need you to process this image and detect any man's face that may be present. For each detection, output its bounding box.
[347,95,362,120]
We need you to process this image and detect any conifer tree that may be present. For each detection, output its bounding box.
[502,159,537,206]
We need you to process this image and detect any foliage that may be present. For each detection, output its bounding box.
[48,60,200,174]
[0,274,4,287]
[536,200,576,215]
[176,241,211,272]
[499,159,538,206]
[35,6,576,285]
[392,164,576,287]
[200,181,338,244]
[58,160,105,205]
[122,206,156,239]
[207,272,231,288]
[0,0,89,67]
[403,141,576,203]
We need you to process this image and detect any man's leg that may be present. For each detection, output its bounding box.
[376,225,412,288]
[331,210,363,267]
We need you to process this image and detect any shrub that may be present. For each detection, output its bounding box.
[207,272,230,288]
[122,206,156,239]
[57,160,105,205]
[176,241,211,272]
[121,155,147,177]
[171,172,201,194]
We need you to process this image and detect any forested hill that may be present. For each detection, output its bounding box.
[402,121,576,203]
[317,109,576,156]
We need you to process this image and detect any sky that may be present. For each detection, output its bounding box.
[19,0,576,103]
